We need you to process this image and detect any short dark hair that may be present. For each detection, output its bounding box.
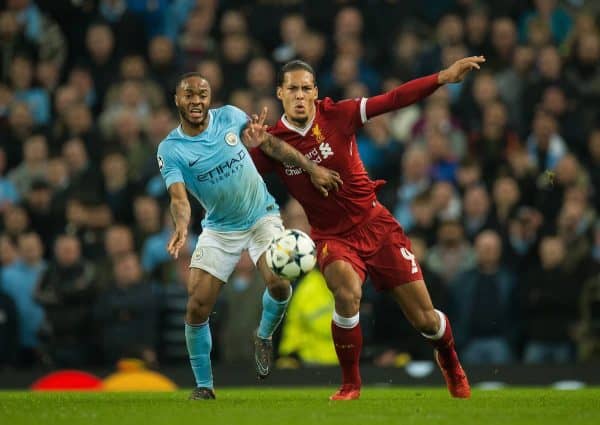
[175,72,206,92]
[277,60,316,87]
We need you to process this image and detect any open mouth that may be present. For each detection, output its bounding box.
[189,107,203,119]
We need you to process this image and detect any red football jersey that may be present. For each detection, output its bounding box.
[252,97,386,239]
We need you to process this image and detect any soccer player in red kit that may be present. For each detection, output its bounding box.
[250,56,485,400]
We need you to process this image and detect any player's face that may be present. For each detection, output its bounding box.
[175,77,211,128]
[277,70,318,127]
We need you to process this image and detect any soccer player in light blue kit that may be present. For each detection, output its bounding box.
[157,73,342,400]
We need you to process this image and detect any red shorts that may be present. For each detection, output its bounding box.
[315,207,423,291]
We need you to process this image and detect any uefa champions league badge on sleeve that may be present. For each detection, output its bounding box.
[225,132,239,146]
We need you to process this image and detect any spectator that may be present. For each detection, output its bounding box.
[9,54,51,126]
[178,6,217,71]
[462,185,494,241]
[2,204,30,239]
[520,236,578,363]
[449,230,518,364]
[426,219,476,284]
[94,252,158,366]
[2,102,36,171]
[6,0,67,64]
[586,130,600,211]
[23,178,58,251]
[83,22,118,106]
[61,137,103,199]
[101,151,138,224]
[519,0,573,45]
[526,108,567,172]
[469,100,521,185]
[0,232,46,365]
[148,36,178,102]
[0,147,20,212]
[393,147,431,231]
[564,32,600,132]
[7,134,48,197]
[95,224,136,291]
[35,234,97,366]
[272,13,306,64]
[357,114,401,181]
[0,287,19,367]
[491,176,521,234]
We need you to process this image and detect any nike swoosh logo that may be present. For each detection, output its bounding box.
[188,157,201,167]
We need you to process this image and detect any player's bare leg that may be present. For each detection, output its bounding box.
[185,268,223,400]
[390,280,470,398]
[254,254,292,379]
[323,260,363,400]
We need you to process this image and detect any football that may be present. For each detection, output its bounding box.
[265,229,317,280]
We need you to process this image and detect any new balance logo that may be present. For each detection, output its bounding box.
[319,142,333,158]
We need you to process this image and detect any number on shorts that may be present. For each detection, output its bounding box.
[400,247,418,274]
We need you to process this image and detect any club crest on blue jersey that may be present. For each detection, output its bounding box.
[225,132,238,146]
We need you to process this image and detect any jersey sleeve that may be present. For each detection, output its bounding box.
[250,146,276,174]
[225,105,251,134]
[157,141,184,190]
[325,97,368,136]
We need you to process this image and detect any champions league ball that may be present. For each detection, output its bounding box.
[266,229,317,280]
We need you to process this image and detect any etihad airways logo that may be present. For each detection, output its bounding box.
[196,149,246,183]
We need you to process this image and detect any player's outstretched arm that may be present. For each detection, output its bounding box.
[364,56,485,120]
[437,56,486,84]
[166,182,190,259]
[242,107,343,197]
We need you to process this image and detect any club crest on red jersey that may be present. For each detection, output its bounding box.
[311,124,325,143]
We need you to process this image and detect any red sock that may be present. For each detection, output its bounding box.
[427,312,459,365]
[331,321,362,387]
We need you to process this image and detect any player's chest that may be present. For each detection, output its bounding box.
[182,132,249,184]
[289,123,350,168]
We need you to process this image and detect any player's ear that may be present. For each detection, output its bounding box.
[276,86,283,100]
[174,94,178,107]
[314,85,318,98]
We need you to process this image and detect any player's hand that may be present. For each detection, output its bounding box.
[242,106,269,148]
[167,227,188,259]
[438,56,486,84]
[308,165,343,197]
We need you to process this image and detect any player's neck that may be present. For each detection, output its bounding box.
[284,113,315,130]
[180,115,210,137]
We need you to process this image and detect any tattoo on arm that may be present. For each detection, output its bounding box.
[261,135,316,172]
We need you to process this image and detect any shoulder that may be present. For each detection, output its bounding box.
[213,105,249,123]
[157,128,182,157]
[266,119,287,136]
[318,97,361,116]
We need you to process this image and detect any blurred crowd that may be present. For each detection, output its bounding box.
[1,0,600,370]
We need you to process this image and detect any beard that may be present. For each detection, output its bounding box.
[179,106,206,128]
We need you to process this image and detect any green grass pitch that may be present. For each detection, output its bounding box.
[2,387,600,425]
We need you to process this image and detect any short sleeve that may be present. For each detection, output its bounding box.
[325,97,367,136]
[157,141,184,189]
[225,105,250,133]
[250,146,276,174]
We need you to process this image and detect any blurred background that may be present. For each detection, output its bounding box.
[0,0,599,380]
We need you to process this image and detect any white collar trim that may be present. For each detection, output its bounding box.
[280,113,315,137]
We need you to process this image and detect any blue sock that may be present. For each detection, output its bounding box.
[185,321,213,389]
[257,287,292,339]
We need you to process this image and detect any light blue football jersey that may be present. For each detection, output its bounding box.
[157,105,279,232]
